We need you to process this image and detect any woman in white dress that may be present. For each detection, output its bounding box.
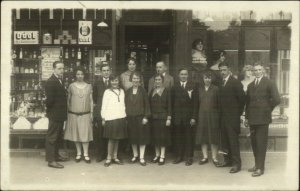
[241,65,255,92]
[64,67,93,163]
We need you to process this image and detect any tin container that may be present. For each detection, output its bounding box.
[43,33,52,44]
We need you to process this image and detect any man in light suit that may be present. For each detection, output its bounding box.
[217,62,246,173]
[92,64,111,162]
[45,61,68,169]
[245,64,280,177]
[148,61,174,94]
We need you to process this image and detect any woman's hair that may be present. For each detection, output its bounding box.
[154,73,164,83]
[108,74,119,88]
[73,66,86,80]
[129,71,142,82]
[242,65,254,76]
[203,70,213,79]
[127,57,136,65]
[192,38,204,50]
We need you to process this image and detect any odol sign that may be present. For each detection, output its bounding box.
[14,31,39,44]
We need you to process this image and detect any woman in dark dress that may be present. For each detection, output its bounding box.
[195,71,221,166]
[149,74,172,165]
[125,71,151,166]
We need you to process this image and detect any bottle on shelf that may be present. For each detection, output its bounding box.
[12,49,17,59]
[65,48,69,59]
[77,48,81,60]
[71,48,75,58]
[34,63,38,73]
[19,48,23,59]
[33,51,37,59]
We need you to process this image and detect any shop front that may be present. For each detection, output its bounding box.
[10,9,289,151]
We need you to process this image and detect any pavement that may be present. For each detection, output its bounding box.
[4,151,297,190]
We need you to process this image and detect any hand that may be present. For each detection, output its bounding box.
[102,119,106,126]
[142,118,148,125]
[166,119,171,127]
[190,119,196,126]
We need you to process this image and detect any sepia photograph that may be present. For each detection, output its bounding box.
[1,1,299,190]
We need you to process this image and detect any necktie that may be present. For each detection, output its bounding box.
[104,79,108,87]
[255,79,259,87]
[181,82,185,89]
[223,79,226,86]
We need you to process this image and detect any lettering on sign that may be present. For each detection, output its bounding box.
[14,31,39,44]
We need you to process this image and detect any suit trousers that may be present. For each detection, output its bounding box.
[221,123,241,167]
[173,119,195,159]
[93,119,108,158]
[45,120,64,162]
[250,124,269,170]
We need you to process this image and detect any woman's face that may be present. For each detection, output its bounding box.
[154,76,163,87]
[203,76,212,86]
[220,53,226,62]
[128,60,136,72]
[132,75,140,87]
[195,41,204,51]
[110,78,119,89]
[245,70,253,78]
[76,70,84,82]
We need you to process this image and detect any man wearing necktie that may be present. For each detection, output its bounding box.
[217,62,246,173]
[171,68,198,166]
[45,61,68,168]
[245,64,280,177]
[92,64,111,162]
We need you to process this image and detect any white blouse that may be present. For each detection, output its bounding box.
[101,88,126,121]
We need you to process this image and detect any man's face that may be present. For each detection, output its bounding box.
[101,66,111,78]
[219,66,230,79]
[54,63,64,77]
[253,65,264,78]
[178,70,188,82]
[156,62,166,75]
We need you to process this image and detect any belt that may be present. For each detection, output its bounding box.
[68,111,91,116]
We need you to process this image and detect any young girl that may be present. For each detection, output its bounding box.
[101,75,127,167]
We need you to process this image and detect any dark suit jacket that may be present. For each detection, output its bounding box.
[45,74,67,122]
[93,78,109,119]
[149,88,172,120]
[171,81,198,125]
[246,77,280,125]
[219,75,246,129]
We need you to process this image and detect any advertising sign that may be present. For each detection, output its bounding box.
[41,47,61,80]
[14,31,39,44]
[78,21,92,44]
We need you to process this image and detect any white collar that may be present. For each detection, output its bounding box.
[54,73,62,80]
[255,76,263,83]
[180,81,187,85]
[223,74,230,82]
[162,72,166,77]
[103,77,109,82]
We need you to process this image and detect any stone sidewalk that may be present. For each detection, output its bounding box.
[4,152,297,190]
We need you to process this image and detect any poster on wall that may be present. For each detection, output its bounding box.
[78,21,92,44]
[41,47,61,80]
[14,31,39,44]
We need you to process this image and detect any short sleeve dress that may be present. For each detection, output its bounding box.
[64,83,93,142]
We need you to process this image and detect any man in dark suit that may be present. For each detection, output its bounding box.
[148,61,174,94]
[245,64,280,177]
[93,64,111,162]
[171,68,198,166]
[217,62,246,173]
[45,61,68,169]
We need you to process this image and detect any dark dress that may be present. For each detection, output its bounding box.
[125,86,151,145]
[195,85,220,145]
[149,88,172,147]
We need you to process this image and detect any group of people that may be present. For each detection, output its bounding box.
[44,53,280,177]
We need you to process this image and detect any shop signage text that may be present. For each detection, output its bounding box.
[14,31,39,44]
[78,21,92,44]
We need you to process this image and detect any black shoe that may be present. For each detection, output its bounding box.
[48,161,64,169]
[185,159,193,166]
[104,159,111,167]
[216,162,232,167]
[173,157,183,164]
[113,158,124,165]
[248,166,257,172]
[131,156,138,163]
[139,158,147,166]
[230,166,241,173]
[96,156,106,163]
[158,158,165,165]
[56,156,69,162]
[199,158,208,165]
[252,169,264,177]
[75,155,82,163]
[212,159,221,167]
[84,156,91,164]
[152,156,159,163]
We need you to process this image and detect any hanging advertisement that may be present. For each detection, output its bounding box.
[14,31,39,44]
[78,21,92,44]
[41,47,61,80]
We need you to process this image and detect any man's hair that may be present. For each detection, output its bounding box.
[53,61,64,68]
[177,67,189,74]
[218,62,229,68]
[100,64,110,71]
[127,57,136,64]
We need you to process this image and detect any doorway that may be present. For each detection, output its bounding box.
[118,24,172,90]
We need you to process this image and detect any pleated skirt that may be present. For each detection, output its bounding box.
[103,118,128,140]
